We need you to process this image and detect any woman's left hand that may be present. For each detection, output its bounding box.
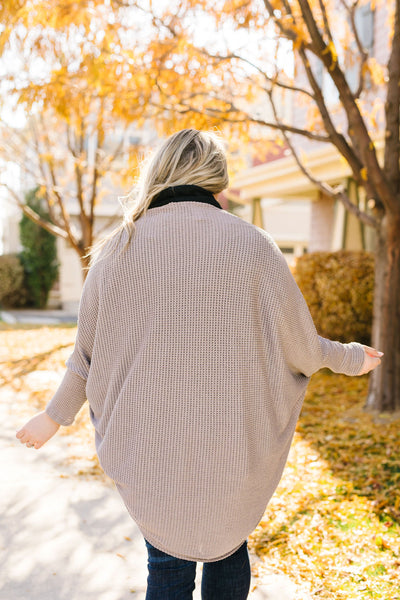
[358,345,384,375]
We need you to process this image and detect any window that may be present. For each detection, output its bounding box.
[346,2,374,94]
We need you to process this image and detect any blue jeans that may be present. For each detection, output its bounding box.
[144,539,251,599]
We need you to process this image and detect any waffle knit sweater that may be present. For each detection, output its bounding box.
[46,186,365,562]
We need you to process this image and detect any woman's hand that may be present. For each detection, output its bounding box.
[16,411,60,449]
[358,345,384,375]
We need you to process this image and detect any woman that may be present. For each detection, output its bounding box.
[17,129,382,599]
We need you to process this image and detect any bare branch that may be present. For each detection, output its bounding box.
[266,88,378,229]
[73,120,87,220]
[113,0,180,38]
[95,212,121,236]
[99,136,125,171]
[298,49,367,181]
[318,0,334,44]
[296,0,395,212]
[297,0,327,53]
[2,122,71,231]
[90,113,106,234]
[0,141,43,183]
[263,0,365,175]
[263,0,309,46]
[339,0,369,99]
[196,49,315,99]
[28,121,61,226]
[149,96,332,143]
[35,115,80,243]
[0,183,70,239]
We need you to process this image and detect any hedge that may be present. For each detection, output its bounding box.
[19,188,59,308]
[0,254,27,307]
[294,250,374,345]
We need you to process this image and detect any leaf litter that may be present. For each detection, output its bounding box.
[2,325,399,598]
[250,370,400,599]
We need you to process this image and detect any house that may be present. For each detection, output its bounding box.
[232,0,388,258]
[233,142,377,256]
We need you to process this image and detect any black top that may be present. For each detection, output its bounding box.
[148,185,222,210]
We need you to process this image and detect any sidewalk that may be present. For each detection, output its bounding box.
[1,309,78,325]
[0,392,297,600]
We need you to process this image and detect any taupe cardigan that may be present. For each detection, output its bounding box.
[46,186,364,562]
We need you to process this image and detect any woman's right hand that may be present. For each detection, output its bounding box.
[16,411,60,449]
[358,345,384,375]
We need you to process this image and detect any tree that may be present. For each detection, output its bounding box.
[0,1,232,275]
[0,1,152,274]
[256,0,400,414]
[0,0,259,279]
[19,188,59,308]
[145,0,398,412]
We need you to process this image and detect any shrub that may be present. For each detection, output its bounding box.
[294,250,374,345]
[19,188,59,308]
[0,254,27,307]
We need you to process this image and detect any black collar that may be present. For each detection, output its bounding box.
[148,185,222,210]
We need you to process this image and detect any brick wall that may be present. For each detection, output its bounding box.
[308,193,335,252]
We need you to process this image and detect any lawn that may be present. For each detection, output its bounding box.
[1,324,399,599]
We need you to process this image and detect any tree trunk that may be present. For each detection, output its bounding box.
[366,213,400,412]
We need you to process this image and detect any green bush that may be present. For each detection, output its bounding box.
[0,254,27,307]
[294,250,374,345]
[19,188,59,308]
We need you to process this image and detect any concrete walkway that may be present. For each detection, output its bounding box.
[0,389,298,600]
[1,309,78,326]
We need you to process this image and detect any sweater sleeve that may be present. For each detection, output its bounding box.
[45,263,100,426]
[261,236,365,378]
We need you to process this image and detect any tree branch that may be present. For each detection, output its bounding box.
[0,183,70,239]
[196,48,315,99]
[4,122,70,231]
[318,0,334,44]
[74,120,88,221]
[35,115,80,245]
[28,122,61,226]
[263,0,310,46]
[113,0,181,38]
[95,212,121,236]
[101,136,125,169]
[297,47,379,204]
[296,0,396,213]
[267,89,378,229]
[339,0,369,99]
[89,110,107,239]
[149,97,331,143]
[263,0,369,186]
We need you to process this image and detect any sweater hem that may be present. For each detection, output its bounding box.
[114,482,257,563]
[138,529,247,563]
[117,488,271,563]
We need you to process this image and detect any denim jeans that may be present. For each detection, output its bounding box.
[144,539,251,600]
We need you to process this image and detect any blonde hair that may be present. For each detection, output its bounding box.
[88,128,229,266]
